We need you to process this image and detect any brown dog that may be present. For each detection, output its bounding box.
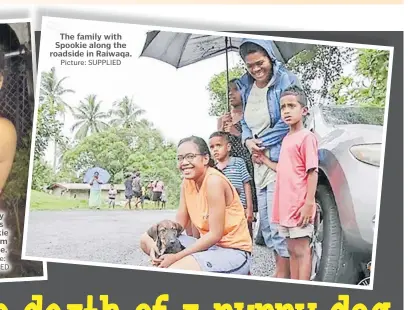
[147,220,185,258]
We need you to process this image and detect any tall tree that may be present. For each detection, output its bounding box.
[206,65,246,117]
[39,67,75,172]
[329,49,390,107]
[63,127,132,178]
[62,126,181,206]
[286,45,355,105]
[70,94,110,140]
[109,96,146,128]
[39,67,75,114]
[35,101,63,160]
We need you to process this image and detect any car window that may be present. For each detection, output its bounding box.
[320,106,384,126]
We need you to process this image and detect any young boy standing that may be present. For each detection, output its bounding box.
[108,183,117,209]
[209,131,254,238]
[258,85,318,280]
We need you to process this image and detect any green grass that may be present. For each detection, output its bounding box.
[29,190,89,210]
[29,190,177,211]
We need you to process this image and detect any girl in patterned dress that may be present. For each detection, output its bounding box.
[217,79,258,237]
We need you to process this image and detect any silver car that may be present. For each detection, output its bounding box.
[254,105,384,285]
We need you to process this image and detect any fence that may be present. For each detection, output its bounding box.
[0,47,34,146]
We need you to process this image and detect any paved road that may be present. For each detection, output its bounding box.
[24,210,276,277]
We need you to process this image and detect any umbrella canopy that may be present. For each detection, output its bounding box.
[140,30,312,69]
[140,31,312,112]
[83,167,111,184]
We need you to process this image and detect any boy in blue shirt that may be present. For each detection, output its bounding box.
[209,131,254,238]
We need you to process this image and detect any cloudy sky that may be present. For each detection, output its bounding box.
[37,17,372,166]
[38,17,247,165]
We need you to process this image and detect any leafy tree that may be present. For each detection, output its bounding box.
[329,49,390,107]
[38,67,74,171]
[70,94,110,140]
[207,65,246,117]
[109,96,146,128]
[34,101,64,160]
[61,126,181,206]
[126,143,180,206]
[39,67,75,115]
[31,159,55,191]
[63,127,131,178]
[286,45,355,104]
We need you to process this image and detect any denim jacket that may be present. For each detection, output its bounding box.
[237,38,301,162]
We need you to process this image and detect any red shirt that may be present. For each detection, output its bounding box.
[272,129,319,227]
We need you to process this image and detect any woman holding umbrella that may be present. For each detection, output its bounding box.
[89,171,104,209]
[236,38,302,278]
[84,167,110,209]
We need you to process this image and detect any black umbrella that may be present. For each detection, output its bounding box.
[140,30,310,111]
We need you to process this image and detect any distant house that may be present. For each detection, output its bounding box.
[47,183,126,201]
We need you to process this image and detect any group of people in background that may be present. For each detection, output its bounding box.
[141,38,319,281]
[87,170,166,210]
[123,172,166,210]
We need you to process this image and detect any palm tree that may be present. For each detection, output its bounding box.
[39,67,75,173]
[109,96,145,128]
[40,67,74,114]
[139,118,153,128]
[71,94,110,140]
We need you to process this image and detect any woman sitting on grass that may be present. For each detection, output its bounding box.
[140,136,252,275]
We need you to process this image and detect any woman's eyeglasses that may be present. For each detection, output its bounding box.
[176,153,203,163]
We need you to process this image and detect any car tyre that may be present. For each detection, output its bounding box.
[315,183,360,284]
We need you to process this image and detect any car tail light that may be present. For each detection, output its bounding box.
[349,143,382,167]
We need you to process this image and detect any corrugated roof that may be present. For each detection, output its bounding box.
[47,183,126,191]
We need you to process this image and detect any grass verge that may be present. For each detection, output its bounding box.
[29,190,177,211]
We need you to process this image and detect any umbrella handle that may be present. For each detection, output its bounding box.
[225,37,230,113]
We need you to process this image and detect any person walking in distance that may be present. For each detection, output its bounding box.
[124,173,133,210]
[108,183,117,209]
[152,179,164,209]
[132,172,142,209]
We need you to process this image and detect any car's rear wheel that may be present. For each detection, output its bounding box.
[314,183,360,284]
